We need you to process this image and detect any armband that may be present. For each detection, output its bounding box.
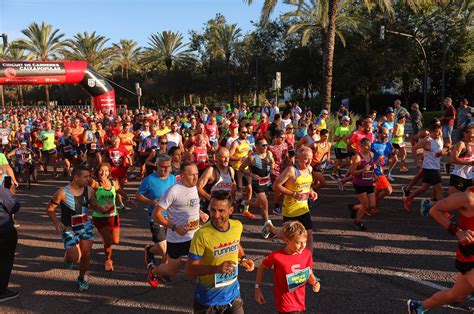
[448,222,460,236]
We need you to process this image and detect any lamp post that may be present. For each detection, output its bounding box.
[380,26,428,110]
[0,33,7,109]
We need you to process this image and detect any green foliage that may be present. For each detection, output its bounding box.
[422,111,442,128]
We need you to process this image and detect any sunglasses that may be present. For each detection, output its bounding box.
[241,131,248,134]
[160,142,168,145]
[310,128,317,131]
[259,144,268,148]
[287,127,294,130]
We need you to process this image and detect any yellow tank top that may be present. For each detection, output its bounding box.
[231,139,250,170]
[392,124,404,144]
[282,166,313,217]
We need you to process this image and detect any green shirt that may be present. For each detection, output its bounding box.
[334,126,350,149]
[93,181,117,218]
[39,130,56,151]
[0,153,8,165]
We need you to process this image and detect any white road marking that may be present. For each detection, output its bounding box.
[395,272,474,301]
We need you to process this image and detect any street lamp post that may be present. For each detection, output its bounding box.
[380,26,428,110]
[0,33,7,109]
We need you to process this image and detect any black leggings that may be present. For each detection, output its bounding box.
[0,227,18,293]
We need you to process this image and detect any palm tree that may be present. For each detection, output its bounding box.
[14,22,65,104]
[112,39,141,79]
[211,23,242,105]
[144,31,193,105]
[63,31,114,74]
[246,0,427,112]
[282,0,364,99]
[6,43,29,105]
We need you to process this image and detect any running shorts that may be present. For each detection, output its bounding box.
[193,297,244,314]
[252,181,269,194]
[283,212,313,230]
[149,221,166,243]
[167,240,191,259]
[353,184,375,195]
[375,176,391,191]
[450,174,473,192]
[422,169,442,185]
[62,222,94,249]
[93,215,120,231]
[335,148,350,160]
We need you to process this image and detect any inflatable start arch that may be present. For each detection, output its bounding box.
[0,61,116,115]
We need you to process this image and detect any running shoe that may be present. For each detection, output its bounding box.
[273,206,282,215]
[77,277,89,291]
[420,199,431,217]
[387,173,395,182]
[261,222,273,239]
[402,196,413,211]
[144,244,155,266]
[400,165,409,172]
[64,261,74,270]
[354,221,367,231]
[0,289,20,303]
[147,263,159,288]
[105,259,114,272]
[347,204,356,219]
[401,186,409,198]
[329,173,338,181]
[242,211,255,219]
[120,204,128,212]
[337,179,344,191]
[406,300,426,314]
[53,173,60,179]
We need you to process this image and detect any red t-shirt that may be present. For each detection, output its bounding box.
[443,105,456,126]
[107,146,129,179]
[350,131,374,152]
[262,248,314,313]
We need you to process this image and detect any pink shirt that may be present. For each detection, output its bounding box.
[350,131,374,152]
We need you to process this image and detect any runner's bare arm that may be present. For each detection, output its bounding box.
[412,137,428,152]
[273,166,296,197]
[184,258,222,278]
[151,205,173,229]
[254,262,268,304]
[228,141,239,161]
[197,167,214,201]
[451,141,471,165]
[239,156,255,179]
[46,188,66,232]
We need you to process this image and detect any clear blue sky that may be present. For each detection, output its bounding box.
[0,0,291,47]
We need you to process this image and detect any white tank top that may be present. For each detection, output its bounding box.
[423,137,443,170]
[210,167,234,193]
[451,143,473,179]
[167,132,181,150]
[306,134,320,146]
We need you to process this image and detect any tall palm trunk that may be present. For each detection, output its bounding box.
[167,65,172,106]
[45,85,50,105]
[323,0,339,113]
[18,86,24,105]
[226,54,233,106]
[0,86,4,109]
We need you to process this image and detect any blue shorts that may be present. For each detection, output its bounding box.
[62,222,94,249]
[442,125,453,139]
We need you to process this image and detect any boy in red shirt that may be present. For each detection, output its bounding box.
[255,221,320,313]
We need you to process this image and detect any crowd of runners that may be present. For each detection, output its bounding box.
[0,97,473,313]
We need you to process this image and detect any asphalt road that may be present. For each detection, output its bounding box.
[1,155,473,313]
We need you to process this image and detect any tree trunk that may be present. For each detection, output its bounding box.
[321,29,327,97]
[0,86,4,109]
[18,86,24,106]
[226,56,233,106]
[45,85,50,105]
[323,0,339,113]
[167,65,172,107]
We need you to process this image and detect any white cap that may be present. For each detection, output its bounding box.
[342,115,350,121]
[320,110,329,115]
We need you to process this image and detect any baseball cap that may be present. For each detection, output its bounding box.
[320,110,329,115]
[341,116,350,122]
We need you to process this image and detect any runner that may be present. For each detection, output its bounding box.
[58,127,79,178]
[392,114,409,172]
[229,126,253,218]
[197,147,235,214]
[448,124,473,195]
[147,161,206,286]
[90,162,131,271]
[255,221,320,313]
[407,188,474,314]
[185,190,255,313]
[273,147,317,254]
[347,138,375,230]
[38,121,59,179]
[403,123,445,212]
[239,138,275,238]
[105,136,132,211]
[136,154,176,274]
[309,129,331,191]
[295,123,319,150]
[188,133,209,176]
[371,128,394,212]
[330,115,351,180]
[46,165,104,291]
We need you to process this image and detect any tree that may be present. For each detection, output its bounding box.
[14,22,65,103]
[63,31,113,74]
[143,31,194,105]
[211,23,242,105]
[112,39,142,79]
[5,43,29,105]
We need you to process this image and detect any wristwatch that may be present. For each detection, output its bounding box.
[171,224,177,231]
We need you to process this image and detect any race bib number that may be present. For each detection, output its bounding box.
[63,145,72,153]
[259,176,270,186]
[297,191,310,202]
[187,217,200,230]
[90,143,97,150]
[340,148,348,154]
[71,214,87,227]
[215,266,238,288]
[399,142,406,148]
[362,171,373,180]
[286,267,311,292]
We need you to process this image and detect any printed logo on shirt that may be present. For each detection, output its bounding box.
[286,266,311,292]
[189,198,200,208]
[213,239,240,257]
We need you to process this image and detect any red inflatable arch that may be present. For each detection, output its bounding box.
[0,61,116,115]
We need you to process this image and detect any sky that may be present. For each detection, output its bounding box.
[0,0,291,47]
